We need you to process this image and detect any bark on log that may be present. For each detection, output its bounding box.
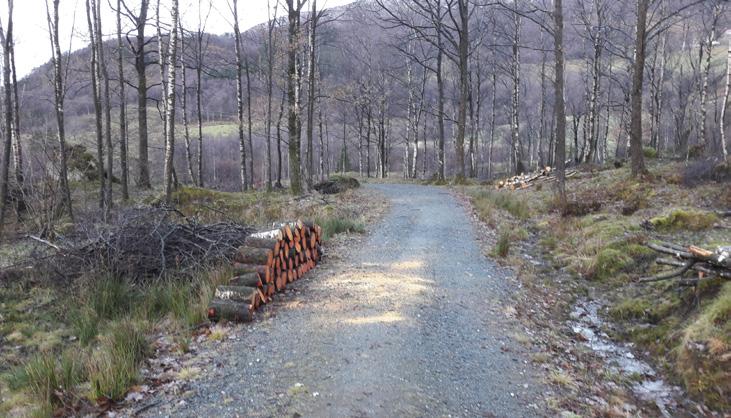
[235,246,273,265]
[245,236,280,253]
[208,299,253,322]
[229,272,263,288]
[215,285,258,303]
[250,228,284,241]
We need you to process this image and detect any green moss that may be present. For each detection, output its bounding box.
[650,209,718,231]
[643,147,658,159]
[591,248,633,281]
[316,217,365,240]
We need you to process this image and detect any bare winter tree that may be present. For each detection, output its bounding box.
[264,0,278,191]
[91,0,114,214]
[85,0,106,210]
[722,28,730,162]
[163,0,179,201]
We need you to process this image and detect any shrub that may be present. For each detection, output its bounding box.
[643,147,658,159]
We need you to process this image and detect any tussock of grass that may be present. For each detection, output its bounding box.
[88,319,149,400]
[316,217,365,241]
[650,209,717,231]
[471,189,531,220]
[493,230,511,258]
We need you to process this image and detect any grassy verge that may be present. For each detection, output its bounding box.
[460,160,730,411]
[1,185,382,416]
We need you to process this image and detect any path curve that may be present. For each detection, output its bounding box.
[142,184,546,417]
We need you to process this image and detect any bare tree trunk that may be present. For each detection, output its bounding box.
[366,106,371,177]
[0,2,14,235]
[357,107,363,176]
[585,30,602,162]
[538,42,547,168]
[180,29,196,185]
[233,0,248,191]
[412,69,426,178]
[488,70,496,179]
[44,0,72,220]
[116,0,128,200]
[629,0,648,177]
[276,89,285,187]
[86,0,105,210]
[698,4,720,154]
[286,0,303,194]
[510,4,523,174]
[195,22,206,187]
[9,25,20,188]
[91,0,114,214]
[454,0,468,180]
[722,29,730,162]
[554,0,567,207]
[265,0,277,191]
[305,0,317,189]
[133,0,150,189]
[318,101,325,181]
[163,0,179,201]
[436,22,445,180]
[245,54,254,188]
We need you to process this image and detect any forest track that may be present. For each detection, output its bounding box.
[139,184,547,417]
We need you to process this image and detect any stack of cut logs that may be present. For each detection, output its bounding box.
[207,220,323,322]
[495,166,577,190]
[641,241,731,285]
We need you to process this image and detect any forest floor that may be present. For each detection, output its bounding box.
[117,184,559,417]
[457,159,730,416]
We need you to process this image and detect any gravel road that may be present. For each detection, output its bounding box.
[140,184,547,418]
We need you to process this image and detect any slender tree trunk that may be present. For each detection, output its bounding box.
[510,4,523,174]
[9,25,20,188]
[276,89,285,187]
[488,70,496,179]
[305,0,317,189]
[538,44,547,168]
[554,0,567,207]
[180,34,196,185]
[163,0,179,201]
[92,0,114,214]
[86,0,104,209]
[629,0,648,177]
[265,0,277,191]
[135,0,150,189]
[286,0,303,194]
[0,3,14,235]
[116,0,128,200]
[44,0,72,220]
[245,54,254,188]
[195,35,204,186]
[722,30,730,162]
[454,0,468,180]
[698,5,720,154]
[233,0,248,191]
[436,27,445,180]
[585,33,602,163]
[366,107,371,177]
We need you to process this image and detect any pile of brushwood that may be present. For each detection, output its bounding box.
[24,206,254,282]
[314,176,360,194]
[641,241,731,285]
[207,220,322,322]
[495,166,577,190]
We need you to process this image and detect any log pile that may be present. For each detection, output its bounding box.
[640,241,731,285]
[207,220,323,323]
[495,166,577,190]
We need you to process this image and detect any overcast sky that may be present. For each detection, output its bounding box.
[0,0,356,78]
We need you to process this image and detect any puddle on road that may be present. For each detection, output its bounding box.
[568,299,688,417]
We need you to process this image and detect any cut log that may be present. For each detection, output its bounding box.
[235,246,273,266]
[208,299,253,322]
[250,228,284,241]
[245,236,280,253]
[229,272,263,288]
[215,285,258,304]
[232,263,267,276]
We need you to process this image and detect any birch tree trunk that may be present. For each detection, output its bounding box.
[8,23,20,188]
[436,15,445,181]
[510,3,523,174]
[180,30,196,185]
[92,0,114,214]
[698,4,720,154]
[163,0,179,201]
[233,0,248,191]
[722,32,730,162]
[305,0,317,189]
